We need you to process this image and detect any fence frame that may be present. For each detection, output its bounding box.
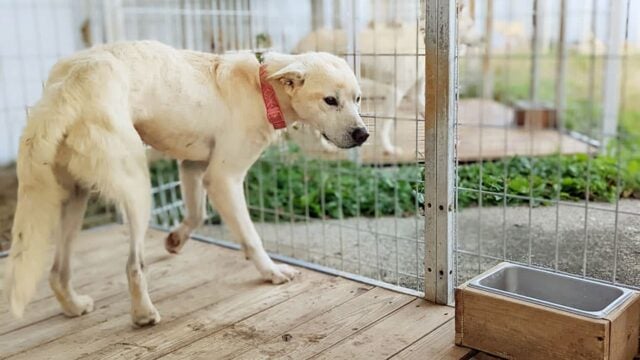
[424,0,457,305]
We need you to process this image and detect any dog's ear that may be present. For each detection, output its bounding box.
[267,62,306,94]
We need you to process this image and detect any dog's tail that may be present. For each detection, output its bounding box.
[4,85,79,318]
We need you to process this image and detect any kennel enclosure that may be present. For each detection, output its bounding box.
[1,0,639,305]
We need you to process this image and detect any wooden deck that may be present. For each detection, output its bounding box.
[301,98,594,165]
[0,225,483,360]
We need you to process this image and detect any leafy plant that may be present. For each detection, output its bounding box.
[149,142,640,223]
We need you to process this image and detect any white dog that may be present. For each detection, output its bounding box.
[293,22,423,156]
[292,2,478,155]
[4,41,368,326]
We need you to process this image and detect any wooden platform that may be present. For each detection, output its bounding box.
[0,225,481,359]
[301,98,594,165]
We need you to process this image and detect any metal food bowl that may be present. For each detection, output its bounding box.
[468,263,634,319]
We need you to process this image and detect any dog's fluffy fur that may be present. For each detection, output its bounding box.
[4,41,366,325]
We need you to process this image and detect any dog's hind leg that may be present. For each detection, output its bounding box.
[360,79,403,155]
[66,123,160,326]
[165,160,207,254]
[49,185,92,317]
[108,153,160,326]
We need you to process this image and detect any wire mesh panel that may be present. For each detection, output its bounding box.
[0,0,118,233]
[107,0,431,294]
[456,0,640,290]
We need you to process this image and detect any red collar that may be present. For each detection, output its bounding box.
[259,65,286,130]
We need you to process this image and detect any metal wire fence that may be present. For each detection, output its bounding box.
[455,0,640,291]
[1,0,637,297]
[128,0,430,295]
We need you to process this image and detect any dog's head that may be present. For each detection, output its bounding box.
[267,52,368,149]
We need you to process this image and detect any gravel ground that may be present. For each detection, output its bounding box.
[196,199,640,291]
[1,162,638,291]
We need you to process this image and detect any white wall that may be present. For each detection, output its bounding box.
[0,0,80,166]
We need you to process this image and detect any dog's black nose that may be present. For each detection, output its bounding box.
[351,127,369,145]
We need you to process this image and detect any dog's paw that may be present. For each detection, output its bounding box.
[265,264,300,284]
[132,306,161,327]
[165,230,188,254]
[62,294,94,317]
[383,146,404,156]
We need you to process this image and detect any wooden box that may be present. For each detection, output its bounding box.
[513,101,557,129]
[455,268,640,360]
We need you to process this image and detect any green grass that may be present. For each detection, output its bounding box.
[460,53,640,137]
[150,142,640,222]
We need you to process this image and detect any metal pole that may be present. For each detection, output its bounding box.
[530,0,544,102]
[481,0,493,99]
[554,0,567,129]
[424,0,456,305]
[602,0,625,148]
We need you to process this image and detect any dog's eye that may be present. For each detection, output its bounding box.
[356,96,361,103]
[324,96,338,106]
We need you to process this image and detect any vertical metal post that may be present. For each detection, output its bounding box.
[424,0,456,305]
[102,0,124,43]
[602,0,625,147]
[530,0,544,102]
[554,0,567,129]
[481,0,493,99]
[311,0,325,30]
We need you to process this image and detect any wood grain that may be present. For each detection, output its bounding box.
[456,285,610,360]
[391,320,471,360]
[0,227,172,334]
[1,227,461,360]
[3,240,253,359]
[160,278,372,360]
[230,286,415,360]
[313,299,454,359]
[605,292,640,360]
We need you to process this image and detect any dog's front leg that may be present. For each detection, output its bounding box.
[165,160,208,254]
[203,168,299,284]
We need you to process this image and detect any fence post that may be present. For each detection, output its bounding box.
[601,0,625,147]
[424,0,457,305]
[481,0,493,99]
[102,0,124,43]
[530,0,544,102]
[554,0,567,129]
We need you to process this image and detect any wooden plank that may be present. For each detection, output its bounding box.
[456,285,609,359]
[605,292,640,360]
[121,277,371,360]
[0,228,172,334]
[70,271,325,360]
[174,286,413,360]
[0,226,158,313]
[470,352,503,360]
[313,299,454,359]
[391,320,471,360]
[1,241,253,359]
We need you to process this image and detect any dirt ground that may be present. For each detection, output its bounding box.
[196,200,640,291]
[0,165,117,252]
[0,165,17,252]
[1,164,638,291]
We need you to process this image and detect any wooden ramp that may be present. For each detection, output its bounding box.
[0,225,482,359]
[300,98,594,165]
